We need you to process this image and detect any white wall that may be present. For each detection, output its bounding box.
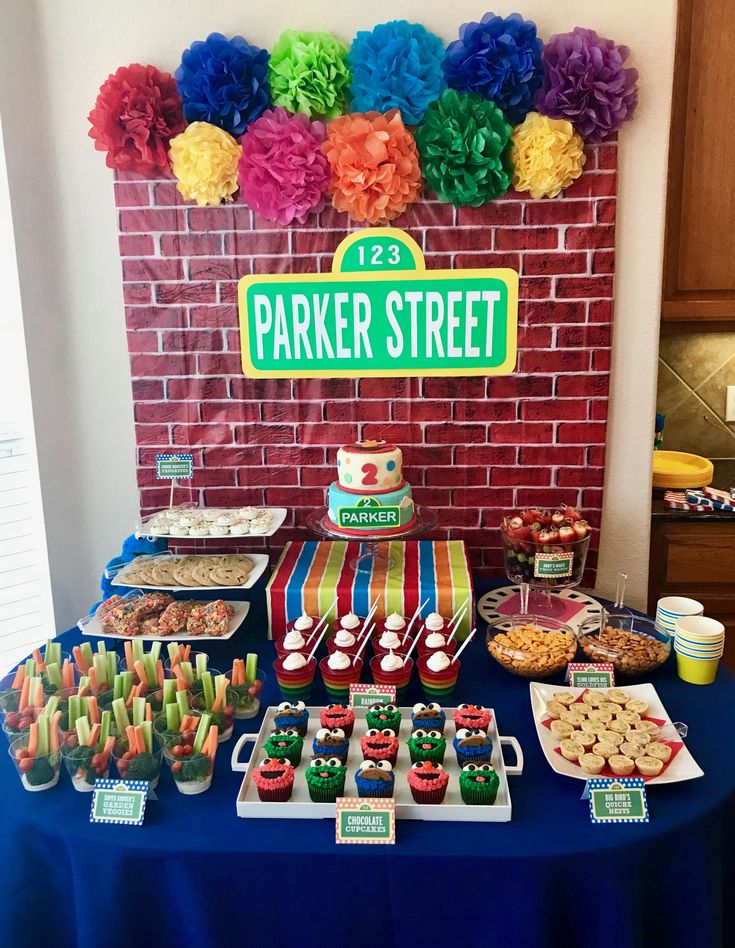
[2,0,675,626]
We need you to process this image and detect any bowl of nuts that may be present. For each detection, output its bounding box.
[485,614,577,678]
[576,616,671,676]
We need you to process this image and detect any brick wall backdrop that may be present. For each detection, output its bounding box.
[115,141,616,581]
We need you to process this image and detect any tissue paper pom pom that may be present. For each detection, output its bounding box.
[169,122,242,206]
[348,20,446,125]
[175,32,270,136]
[536,28,638,142]
[511,112,585,199]
[415,89,512,206]
[269,30,351,120]
[443,12,544,125]
[88,64,185,172]
[238,108,330,225]
[322,110,422,224]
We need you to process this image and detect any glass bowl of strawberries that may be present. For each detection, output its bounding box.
[501,505,592,593]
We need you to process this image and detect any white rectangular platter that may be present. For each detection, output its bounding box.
[111,553,269,592]
[232,705,523,822]
[136,507,288,539]
[79,599,250,642]
[529,681,704,786]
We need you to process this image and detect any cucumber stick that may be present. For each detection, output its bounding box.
[193,713,212,754]
[112,697,130,733]
[245,653,258,685]
[165,703,180,733]
[201,672,215,710]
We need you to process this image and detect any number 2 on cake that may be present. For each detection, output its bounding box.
[361,462,378,486]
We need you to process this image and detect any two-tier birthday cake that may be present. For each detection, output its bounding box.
[326,440,416,536]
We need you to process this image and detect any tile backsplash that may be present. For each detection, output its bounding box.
[656,333,735,476]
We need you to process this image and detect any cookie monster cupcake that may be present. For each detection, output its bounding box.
[360,728,399,766]
[355,759,395,798]
[273,700,310,736]
[407,760,449,804]
[305,755,346,802]
[453,704,491,733]
[320,704,355,738]
[312,726,349,763]
[365,702,402,735]
[407,728,446,764]
[251,756,295,802]
[453,727,493,767]
[459,762,499,805]
[411,702,446,732]
[263,728,303,767]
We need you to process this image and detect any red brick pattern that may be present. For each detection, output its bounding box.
[115,143,617,580]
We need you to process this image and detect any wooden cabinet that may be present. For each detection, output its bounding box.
[662,0,735,329]
[648,519,735,669]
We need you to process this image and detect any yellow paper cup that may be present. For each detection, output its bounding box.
[676,650,720,685]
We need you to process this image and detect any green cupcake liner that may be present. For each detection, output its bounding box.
[459,775,499,805]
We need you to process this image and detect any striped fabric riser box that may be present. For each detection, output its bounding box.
[266,540,474,641]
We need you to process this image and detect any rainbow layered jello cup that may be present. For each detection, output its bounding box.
[273,653,317,701]
[275,628,311,659]
[370,652,414,695]
[319,652,363,701]
[327,628,362,658]
[417,652,460,699]
[331,613,365,642]
[372,627,408,658]
[375,613,408,637]
[417,631,457,659]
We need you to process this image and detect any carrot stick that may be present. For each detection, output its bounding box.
[173,665,187,684]
[134,725,146,754]
[126,725,137,751]
[101,735,116,768]
[183,644,191,661]
[62,659,73,689]
[170,653,182,669]
[28,722,38,757]
[72,645,88,674]
[180,714,194,733]
[87,723,101,748]
[11,665,25,689]
[19,677,31,712]
[124,641,134,672]
[145,703,152,721]
[32,648,44,670]
[205,726,219,770]
[133,660,147,685]
[211,679,228,713]
[49,711,62,755]
[156,661,164,688]
[88,667,97,692]
[87,695,100,725]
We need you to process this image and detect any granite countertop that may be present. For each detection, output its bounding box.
[651,459,735,522]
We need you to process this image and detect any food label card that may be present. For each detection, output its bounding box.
[335,798,396,844]
[349,684,396,709]
[567,663,615,688]
[90,780,148,826]
[155,453,194,480]
[588,778,649,824]
[534,552,574,578]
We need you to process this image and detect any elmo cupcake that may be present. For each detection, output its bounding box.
[251,756,294,802]
[360,727,399,766]
[407,760,449,804]
[320,704,355,738]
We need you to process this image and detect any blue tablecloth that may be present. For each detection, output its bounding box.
[2,578,735,948]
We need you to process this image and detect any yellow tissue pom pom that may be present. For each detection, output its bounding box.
[511,112,585,199]
[169,122,242,206]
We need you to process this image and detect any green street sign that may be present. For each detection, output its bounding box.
[589,778,649,824]
[534,553,574,578]
[238,228,518,378]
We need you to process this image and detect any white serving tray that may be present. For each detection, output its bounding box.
[529,681,704,786]
[232,705,523,822]
[111,553,269,591]
[477,585,603,632]
[136,507,288,540]
[79,598,250,642]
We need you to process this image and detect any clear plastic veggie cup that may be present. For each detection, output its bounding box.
[369,655,414,695]
[112,733,164,789]
[9,734,60,792]
[0,678,46,717]
[319,655,363,701]
[191,687,238,742]
[163,650,214,675]
[233,669,266,720]
[2,705,43,743]
[273,655,317,701]
[153,707,201,751]
[60,734,110,792]
[164,743,213,795]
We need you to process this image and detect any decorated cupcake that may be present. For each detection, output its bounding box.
[305,755,347,802]
[251,756,295,802]
[320,703,355,738]
[459,762,499,805]
[407,728,446,764]
[360,727,399,766]
[365,702,402,735]
[407,760,449,804]
[263,728,304,767]
[453,727,493,767]
[453,704,492,732]
[355,759,395,798]
[312,726,349,762]
[273,700,309,736]
[411,701,446,732]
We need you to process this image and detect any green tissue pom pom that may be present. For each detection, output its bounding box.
[415,88,513,206]
[269,30,351,119]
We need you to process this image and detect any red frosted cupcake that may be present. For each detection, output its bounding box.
[369,651,413,695]
[320,704,355,738]
[407,760,449,804]
[251,756,295,802]
[453,704,492,732]
[360,727,399,766]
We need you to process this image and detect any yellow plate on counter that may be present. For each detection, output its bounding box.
[652,450,714,488]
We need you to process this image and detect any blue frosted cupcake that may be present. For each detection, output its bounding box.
[453,727,493,767]
[411,701,446,732]
[312,726,349,762]
[355,759,395,798]
[273,700,310,736]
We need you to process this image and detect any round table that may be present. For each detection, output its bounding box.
[2,579,735,948]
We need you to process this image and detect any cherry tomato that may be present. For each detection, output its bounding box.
[182,745,192,756]
[19,758,34,773]
[172,761,183,773]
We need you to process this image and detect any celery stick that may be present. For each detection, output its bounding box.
[141,720,153,754]
[96,640,106,657]
[46,663,62,688]
[25,658,36,678]
[162,679,175,707]
[78,676,90,693]
[143,654,157,686]
[179,662,194,686]
[113,675,122,701]
[167,642,179,663]
[106,652,117,685]
[196,652,208,678]
[245,653,258,684]
[37,715,50,758]
[76,716,91,747]
[193,713,212,754]
[201,672,215,710]
[165,703,180,733]
[121,671,134,700]
[43,696,59,718]
[45,639,54,666]
[132,641,144,665]
[81,642,93,669]
[175,690,189,718]
[99,710,111,751]
[68,695,81,728]
[150,642,161,663]
[112,697,130,733]
[132,697,146,727]
[93,654,107,686]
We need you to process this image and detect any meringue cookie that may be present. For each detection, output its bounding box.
[378,631,402,650]
[327,650,351,670]
[426,650,451,672]
[424,612,445,632]
[334,629,356,648]
[293,615,314,632]
[340,613,360,630]
[282,630,306,651]
[425,631,446,648]
[380,650,404,672]
[384,612,406,631]
[282,652,307,671]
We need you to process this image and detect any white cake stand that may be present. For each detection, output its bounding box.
[306,505,438,572]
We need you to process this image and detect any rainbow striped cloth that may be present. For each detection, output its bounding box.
[266,540,474,640]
